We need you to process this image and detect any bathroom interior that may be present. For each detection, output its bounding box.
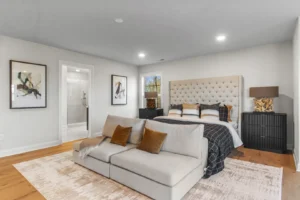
[66,67,89,142]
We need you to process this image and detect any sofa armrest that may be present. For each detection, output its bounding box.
[199,138,209,168]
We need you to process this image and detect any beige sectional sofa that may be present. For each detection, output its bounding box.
[73,115,208,200]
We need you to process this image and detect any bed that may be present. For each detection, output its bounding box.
[154,75,244,178]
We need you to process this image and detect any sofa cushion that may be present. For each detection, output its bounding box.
[102,115,146,144]
[74,138,136,162]
[145,120,204,158]
[111,149,201,187]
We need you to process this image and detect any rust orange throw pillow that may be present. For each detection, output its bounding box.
[110,125,132,146]
[226,105,233,122]
[137,128,167,154]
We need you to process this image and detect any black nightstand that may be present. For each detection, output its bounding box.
[242,112,287,153]
[139,108,163,119]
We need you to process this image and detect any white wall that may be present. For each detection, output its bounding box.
[0,35,138,156]
[67,71,89,124]
[293,18,300,171]
[139,41,294,148]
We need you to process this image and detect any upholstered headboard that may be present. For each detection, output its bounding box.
[169,75,243,135]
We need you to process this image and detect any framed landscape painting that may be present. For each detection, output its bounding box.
[111,74,127,105]
[10,60,47,109]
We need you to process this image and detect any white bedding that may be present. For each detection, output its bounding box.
[154,116,243,148]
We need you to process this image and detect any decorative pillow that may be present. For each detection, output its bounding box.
[219,106,229,122]
[102,115,146,144]
[168,104,182,117]
[137,128,167,154]
[225,104,233,122]
[145,120,204,159]
[110,125,132,146]
[182,103,200,119]
[200,103,220,121]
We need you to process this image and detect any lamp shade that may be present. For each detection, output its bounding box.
[249,86,279,98]
[145,92,158,98]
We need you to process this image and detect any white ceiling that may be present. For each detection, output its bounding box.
[0,0,299,66]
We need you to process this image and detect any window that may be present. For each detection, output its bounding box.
[141,74,162,108]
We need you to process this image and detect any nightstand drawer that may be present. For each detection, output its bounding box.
[243,114,285,127]
[243,124,285,139]
[242,112,287,153]
[245,136,286,153]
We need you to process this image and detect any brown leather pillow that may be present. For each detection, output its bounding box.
[137,128,167,154]
[110,125,132,146]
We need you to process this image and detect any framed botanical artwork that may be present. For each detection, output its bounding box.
[10,60,47,109]
[111,74,127,105]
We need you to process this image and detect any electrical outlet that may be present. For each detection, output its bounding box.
[0,134,4,141]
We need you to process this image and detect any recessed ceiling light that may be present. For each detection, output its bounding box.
[76,69,80,72]
[160,59,165,61]
[216,34,227,42]
[138,53,146,58]
[115,18,124,23]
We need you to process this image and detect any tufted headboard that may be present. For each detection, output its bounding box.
[169,75,243,135]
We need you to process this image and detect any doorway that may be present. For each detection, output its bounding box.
[59,61,94,143]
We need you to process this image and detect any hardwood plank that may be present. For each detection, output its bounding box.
[0,141,299,200]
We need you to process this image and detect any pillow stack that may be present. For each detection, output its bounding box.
[200,103,220,121]
[168,104,183,117]
[182,103,200,119]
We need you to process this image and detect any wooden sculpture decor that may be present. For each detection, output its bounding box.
[145,92,158,109]
[253,98,273,112]
[146,99,156,109]
[250,86,279,113]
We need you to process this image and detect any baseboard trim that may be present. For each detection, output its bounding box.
[287,144,293,150]
[0,140,61,158]
[293,152,300,172]
[68,122,87,128]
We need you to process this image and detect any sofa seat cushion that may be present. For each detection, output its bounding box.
[111,149,201,187]
[74,138,136,163]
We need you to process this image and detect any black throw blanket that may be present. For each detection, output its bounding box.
[154,118,234,178]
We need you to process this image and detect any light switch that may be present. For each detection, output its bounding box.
[0,134,4,141]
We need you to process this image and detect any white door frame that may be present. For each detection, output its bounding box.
[59,60,94,143]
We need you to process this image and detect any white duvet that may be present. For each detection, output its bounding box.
[154,116,243,148]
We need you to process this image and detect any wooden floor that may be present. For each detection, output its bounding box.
[0,142,299,200]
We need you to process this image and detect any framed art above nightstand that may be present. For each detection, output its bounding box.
[242,112,287,153]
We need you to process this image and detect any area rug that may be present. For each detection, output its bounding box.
[14,151,282,200]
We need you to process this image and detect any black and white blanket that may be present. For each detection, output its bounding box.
[154,117,238,178]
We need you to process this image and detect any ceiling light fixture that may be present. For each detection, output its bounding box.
[216,34,227,42]
[115,18,124,23]
[138,53,146,58]
[76,69,80,72]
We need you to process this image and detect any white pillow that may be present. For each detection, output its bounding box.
[201,109,220,121]
[102,115,146,144]
[145,120,204,159]
[168,109,182,117]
